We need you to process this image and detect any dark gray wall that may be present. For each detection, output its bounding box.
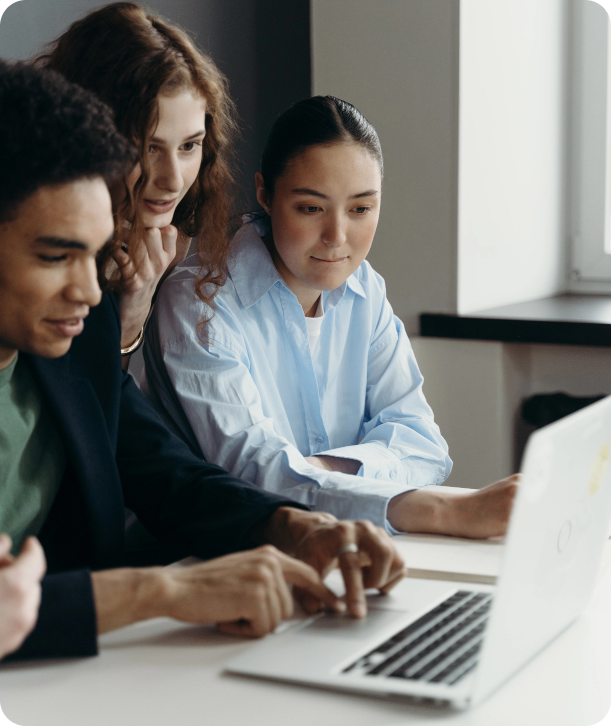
[0,0,310,208]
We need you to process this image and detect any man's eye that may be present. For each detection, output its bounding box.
[38,254,67,263]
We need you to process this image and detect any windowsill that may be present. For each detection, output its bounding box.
[420,294,611,347]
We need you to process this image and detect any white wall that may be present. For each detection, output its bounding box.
[413,335,611,489]
[311,1,596,493]
[311,0,460,334]
[458,0,570,313]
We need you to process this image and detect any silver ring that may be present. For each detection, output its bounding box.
[337,543,359,557]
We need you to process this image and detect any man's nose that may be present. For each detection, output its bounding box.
[64,258,102,309]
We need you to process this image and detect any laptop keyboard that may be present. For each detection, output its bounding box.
[342,590,493,686]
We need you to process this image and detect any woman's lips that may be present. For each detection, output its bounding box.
[311,256,348,264]
[44,318,85,337]
[143,198,177,215]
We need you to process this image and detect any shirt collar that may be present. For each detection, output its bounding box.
[228,216,367,310]
[228,221,283,309]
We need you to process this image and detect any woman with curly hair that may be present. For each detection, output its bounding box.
[35,2,238,365]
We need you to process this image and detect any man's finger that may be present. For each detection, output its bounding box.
[356,524,395,590]
[338,551,367,618]
[277,552,344,613]
[378,567,408,595]
[14,537,46,582]
[0,534,12,560]
[217,620,260,638]
[272,564,294,621]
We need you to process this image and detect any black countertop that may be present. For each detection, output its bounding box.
[420,295,611,347]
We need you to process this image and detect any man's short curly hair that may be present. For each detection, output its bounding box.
[0,60,135,223]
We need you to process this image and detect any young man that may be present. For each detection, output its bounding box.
[0,61,405,661]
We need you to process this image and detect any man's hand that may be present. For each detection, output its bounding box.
[0,535,46,659]
[387,475,519,539]
[91,546,343,637]
[258,508,407,618]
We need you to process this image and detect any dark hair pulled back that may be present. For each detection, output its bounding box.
[260,96,383,194]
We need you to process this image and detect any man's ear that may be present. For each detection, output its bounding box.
[255,172,272,214]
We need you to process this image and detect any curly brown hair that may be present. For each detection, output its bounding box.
[34,1,237,310]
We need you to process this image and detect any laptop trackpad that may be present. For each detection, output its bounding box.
[298,609,408,641]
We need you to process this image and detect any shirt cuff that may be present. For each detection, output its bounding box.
[312,474,416,528]
[319,443,402,482]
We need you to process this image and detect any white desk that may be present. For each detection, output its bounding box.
[1,535,610,726]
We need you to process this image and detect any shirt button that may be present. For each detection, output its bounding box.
[390,470,397,480]
[375,471,381,479]
[315,436,324,445]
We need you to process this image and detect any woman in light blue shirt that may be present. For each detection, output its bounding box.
[143,96,517,536]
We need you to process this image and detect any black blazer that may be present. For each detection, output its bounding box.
[8,294,300,661]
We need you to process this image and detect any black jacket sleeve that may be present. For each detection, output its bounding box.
[4,570,97,661]
[116,370,306,560]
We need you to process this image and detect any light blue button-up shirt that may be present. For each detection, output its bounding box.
[142,216,452,529]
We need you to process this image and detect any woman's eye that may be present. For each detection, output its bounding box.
[353,206,370,215]
[181,140,202,152]
[300,206,321,214]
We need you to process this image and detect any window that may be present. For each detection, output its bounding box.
[571,0,611,290]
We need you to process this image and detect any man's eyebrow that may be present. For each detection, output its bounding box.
[33,231,115,252]
[150,130,206,144]
[33,237,89,251]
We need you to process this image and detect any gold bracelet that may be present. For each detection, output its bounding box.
[121,326,145,356]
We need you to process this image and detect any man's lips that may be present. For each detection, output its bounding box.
[44,316,87,337]
[143,198,178,214]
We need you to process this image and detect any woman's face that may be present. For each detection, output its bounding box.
[126,88,207,229]
[256,142,382,306]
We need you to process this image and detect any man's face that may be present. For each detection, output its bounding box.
[0,178,115,369]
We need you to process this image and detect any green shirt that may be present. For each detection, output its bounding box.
[0,354,65,554]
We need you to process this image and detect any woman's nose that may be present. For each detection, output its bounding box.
[322,215,346,246]
[154,154,182,194]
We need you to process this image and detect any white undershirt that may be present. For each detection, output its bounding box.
[304,298,324,353]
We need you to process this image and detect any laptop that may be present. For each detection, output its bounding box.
[224,395,611,709]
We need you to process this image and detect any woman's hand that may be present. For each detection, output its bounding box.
[387,475,519,539]
[114,224,185,350]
